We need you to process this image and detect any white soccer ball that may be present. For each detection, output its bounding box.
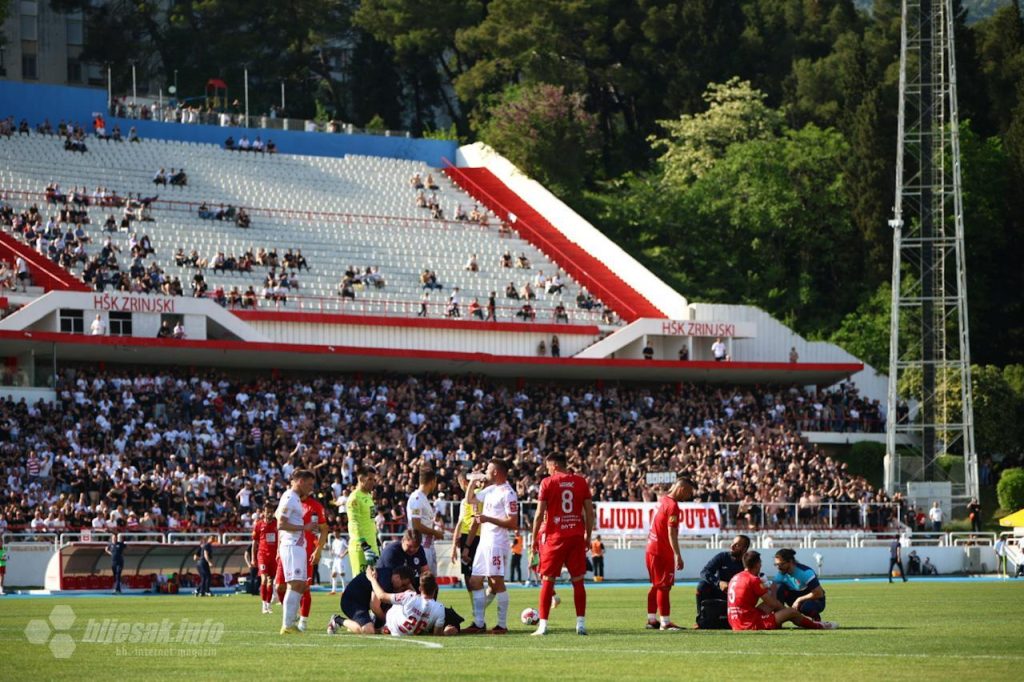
[521,607,540,625]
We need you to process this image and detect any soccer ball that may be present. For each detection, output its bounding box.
[521,607,540,625]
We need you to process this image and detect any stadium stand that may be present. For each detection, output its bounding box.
[0,129,616,324]
[0,367,890,538]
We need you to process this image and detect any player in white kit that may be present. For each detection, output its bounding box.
[275,469,315,634]
[366,566,452,636]
[328,532,348,593]
[407,468,445,575]
[463,459,519,634]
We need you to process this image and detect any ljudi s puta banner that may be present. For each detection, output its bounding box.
[595,502,722,536]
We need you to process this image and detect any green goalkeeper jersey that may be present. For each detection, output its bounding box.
[346,489,378,552]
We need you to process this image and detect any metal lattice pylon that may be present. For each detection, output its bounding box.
[885,0,977,499]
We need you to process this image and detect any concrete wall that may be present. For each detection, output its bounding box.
[0,81,458,166]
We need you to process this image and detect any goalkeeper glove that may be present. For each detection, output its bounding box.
[360,540,378,567]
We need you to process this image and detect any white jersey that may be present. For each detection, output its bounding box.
[331,536,347,559]
[384,590,445,636]
[477,483,518,549]
[275,489,305,547]
[406,489,436,548]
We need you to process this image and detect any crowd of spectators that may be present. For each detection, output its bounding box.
[0,367,902,538]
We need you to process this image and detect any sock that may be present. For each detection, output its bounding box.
[572,580,586,617]
[496,591,509,628]
[259,584,267,602]
[283,588,300,628]
[539,580,555,620]
[795,614,824,630]
[331,577,337,591]
[472,588,486,627]
[577,616,585,629]
[536,618,548,633]
[276,585,285,604]
[657,588,671,621]
[300,589,312,618]
[647,587,658,617]
[647,612,657,623]
[299,615,308,625]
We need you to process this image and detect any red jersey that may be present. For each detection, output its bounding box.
[727,570,767,613]
[252,518,278,557]
[646,495,680,558]
[301,496,326,557]
[538,471,592,540]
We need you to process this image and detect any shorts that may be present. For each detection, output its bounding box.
[538,535,587,578]
[340,574,375,626]
[257,554,276,578]
[472,541,509,578]
[728,609,778,631]
[646,552,675,589]
[330,558,344,575]
[280,545,307,582]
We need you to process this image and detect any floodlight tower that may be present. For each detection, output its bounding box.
[885,0,977,500]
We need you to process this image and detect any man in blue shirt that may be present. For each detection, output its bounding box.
[695,534,750,612]
[772,548,826,619]
[375,529,429,591]
[105,533,127,594]
[193,536,214,596]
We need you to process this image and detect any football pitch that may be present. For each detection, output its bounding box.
[1,581,1022,681]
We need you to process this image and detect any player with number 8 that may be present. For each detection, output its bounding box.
[529,452,594,636]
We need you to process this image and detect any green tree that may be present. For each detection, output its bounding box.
[997,468,1024,511]
[474,83,598,196]
[650,77,784,186]
[828,281,891,370]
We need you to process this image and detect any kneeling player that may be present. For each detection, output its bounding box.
[727,551,837,631]
[329,565,415,634]
[368,567,456,637]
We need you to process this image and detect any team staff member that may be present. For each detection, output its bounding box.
[346,466,379,575]
[330,565,418,635]
[510,531,524,583]
[530,452,594,636]
[106,532,127,594]
[727,551,836,630]
[695,534,751,615]
[772,548,827,619]
[591,535,605,582]
[645,475,693,631]
[193,535,214,597]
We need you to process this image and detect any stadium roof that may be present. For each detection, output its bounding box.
[0,330,861,385]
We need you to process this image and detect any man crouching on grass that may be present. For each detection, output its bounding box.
[726,551,838,631]
[366,566,458,637]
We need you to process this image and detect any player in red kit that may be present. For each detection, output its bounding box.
[297,492,328,632]
[645,475,694,631]
[250,503,279,614]
[727,550,837,630]
[529,452,594,636]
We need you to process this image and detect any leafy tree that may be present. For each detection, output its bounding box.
[828,281,891,370]
[997,468,1024,511]
[650,77,783,186]
[474,83,598,196]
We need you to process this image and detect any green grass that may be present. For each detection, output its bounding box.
[1,582,1023,681]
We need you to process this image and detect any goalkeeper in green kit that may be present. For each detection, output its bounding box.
[346,466,379,575]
